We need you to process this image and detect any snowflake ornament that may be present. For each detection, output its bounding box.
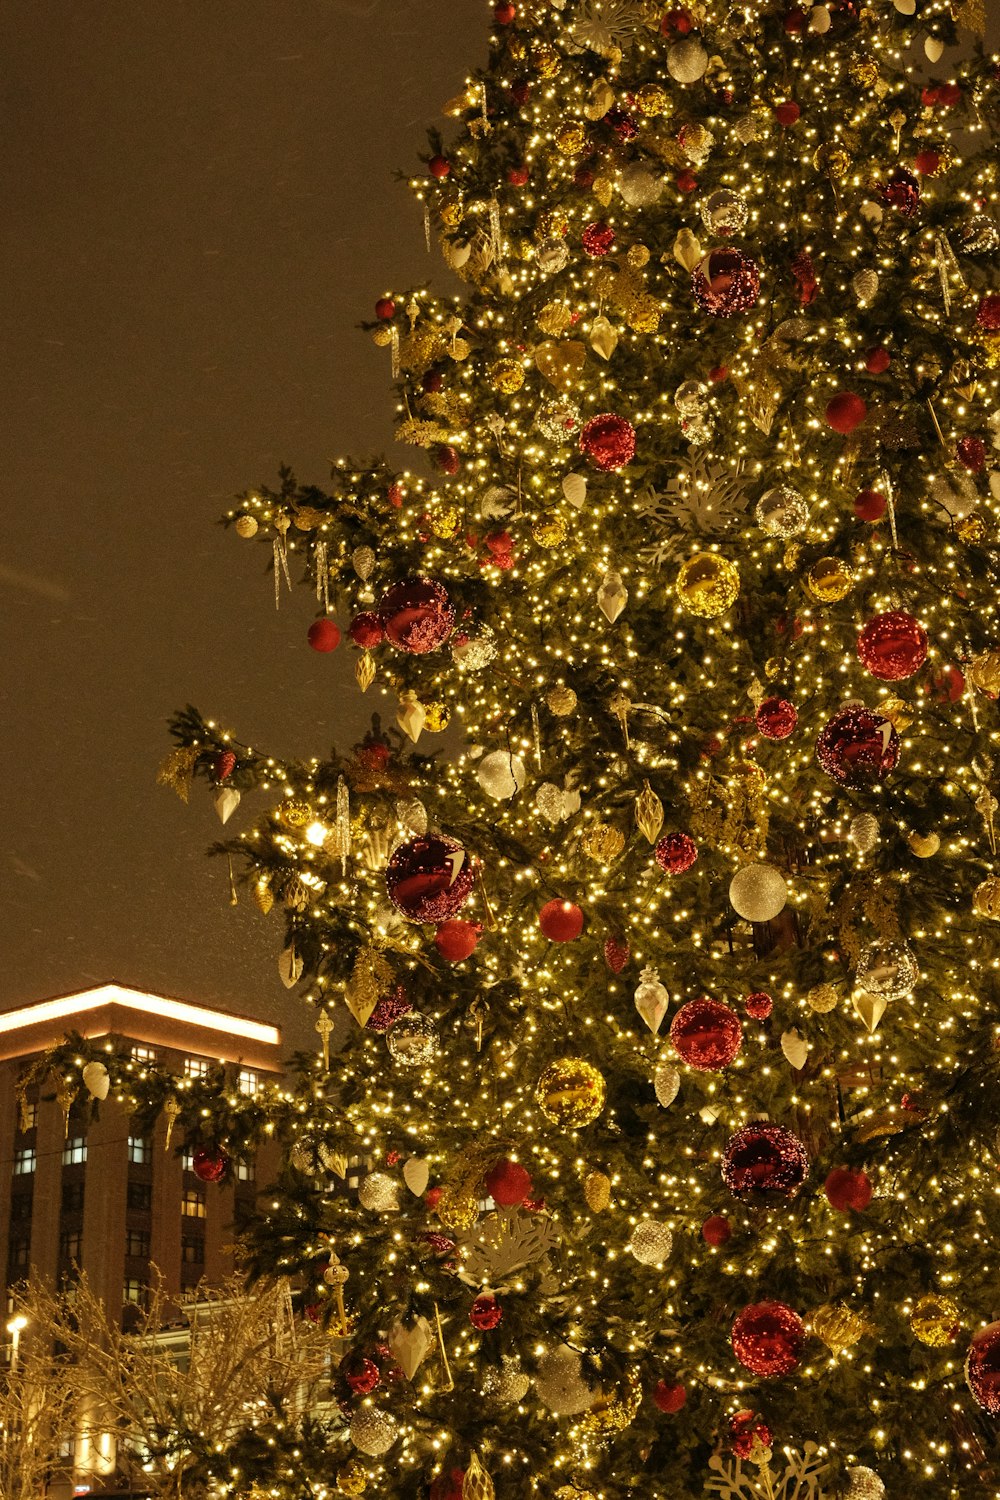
[567,0,651,54]
[636,456,749,570]
[704,1444,832,1500]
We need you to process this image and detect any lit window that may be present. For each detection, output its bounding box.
[62,1137,86,1167]
[59,1437,76,1459]
[181,1236,204,1265]
[59,1229,82,1261]
[19,1102,37,1131]
[182,1190,206,1218]
[124,1278,146,1307]
[131,1045,156,1063]
[128,1136,151,1165]
[184,1057,209,1079]
[237,1068,260,1096]
[13,1148,36,1176]
[182,1149,194,1171]
[236,1159,256,1184]
[126,1229,150,1258]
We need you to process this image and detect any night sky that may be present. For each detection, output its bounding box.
[1,1,485,1048]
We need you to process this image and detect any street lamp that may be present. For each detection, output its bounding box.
[5,1315,27,1372]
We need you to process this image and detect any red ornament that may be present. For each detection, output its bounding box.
[702,1214,732,1246]
[430,1471,466,1500]
[661,6,693,31]
[484,1158,533,1208]
[579,413,636,471]
[784,5,807,31]
[349,611,384,649]
[791,249,817,305]
[731,1301,805,1378]
[709,364,729,382]
[356,740,390,772]
[884,167,920,216]
[816,705,900,788]
[582,221,615,257]
[967,1323,1000,1415]
[671,998,742,1072]
[958,436,986,472]
[604,937,630,973]
[745,991,773,1020]
[824,1167,873,1212]
[857,611,928,681]
[692,248,760,318]
[755,698,797,741]
[507,164,529,185]
[375,297,396,320]
[469,1294,503,1331]
[655,832,698,873]
[365,986,412,1033]
[976,294,1000,332]
[425,1186,444,1211]
[192,1147,229,1184]
[388,481,404,508]
[433,444,461,476]
[722,1122,810,1199]
[386,833,475,923]
[215,748,237,781]
[676,169,699,193]
[914,148,941,176]
[493,0,516,21]
[344,1357,381,1396]
[774,100,801,126]
[864,346,891,374]
[379,577,455,654]
[307,617,341,653]
[854,488,886,522]
[434,919,480,962]
[923,82,962,108]
[428,154,451,179]
[510,80,531,106]
[934,663,965,702]
[825,391,867,434]
[653,1380,687,1412]
[729,1410,773,1459]
[604,107,637,141]
[539,898,585,942]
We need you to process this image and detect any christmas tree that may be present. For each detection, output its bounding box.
[79,0,1000,1495]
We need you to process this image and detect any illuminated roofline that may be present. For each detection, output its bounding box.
[0,984,280,1046]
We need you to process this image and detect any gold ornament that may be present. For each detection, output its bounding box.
[430,507,462,539]
[537,301,574,337]
[807,983,839,1014]
[911,1293,960,1347]
[422,701,451,733]
[676,552,740,618]
[764,656,785,680]
[626,295,661,333]
[880,697,912,732]
[580,822,625,863]
[958,512,987,543]
[811,1302,871,1353]
[627,243,651,269]
[371,325,393,348]
[536,1058,607,1127]
[435,1187,480,1231]
[533,514,569,548]
[536,208,569,240]
[234,514,258,539]
[635,783,664,844]
[555,121,588,156]
[531,43,560,78]
[356,653,376,693]
[969,650,1000,696]
[806,557,854,603]
[490,358,525,394]
[439,200,463,230]
[280,798,312,829]
[972,328,1000,369]
[636,83,670,117]
[578,1369,642,1438]
[338,1461,368,1496]
[850,53,879,87]
[973,877,1000,920]
[253,878,274,915]
[156,744,200,803]
[535,339,586,388]
[547,685,577,716]
[462,1454,496,1500]
[907,831,940,858]
[584,1170,611,1212]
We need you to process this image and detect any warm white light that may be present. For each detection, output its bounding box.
[0,984,279,1046]
[304,821,328,847]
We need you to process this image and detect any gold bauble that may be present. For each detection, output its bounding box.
[533,514,569,549]
[627,243,651,269]
[907,830,940,858]
[910,1293,960,1348]
[532,43,561,78]
[537,301,574,337]
[972,328,1000,369]
[850,53,879,87]
[580,823,625,863]
[422,701,451,733]
[536,208,569,240]
[958,511,987,543]
[807,983,839,1014]
[371,325,393,348]
[811,1302,870,1353]
[439,200,463,230]
[490,358,525,395]
[536,1058,607,1127]
[814,143,850,178]
[676,551,740,618]
[337,1461,368,1496]
[583,1169,611,1212]
[547,685,578,717]
[880,697,912,732]
[280,799,312,829]
[806,556,854,603]
[626,295,661,333]
[555,121,588,156]
[578,1370,642,1438]
[764,656,785,680]
[435,1187,480,1231]
[973,877,1000,921]
[430,506,462,539]
[636,83,670,116]
[235,514,258,539]
[969,650,1000,696]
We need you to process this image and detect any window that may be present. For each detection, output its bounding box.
[58,1436,76,1460]
[62,1137,86,1167]
[18,1102,37,1131]
[8,1237,30,1273]
[236,1159,255,1184]
[182,1149,194,1171]
[237,1068,260,1096]
[184,1056,209,1079]
[131,1045,156,1063]
[126,1229,150,1259]
[59,1229,82,1261]
[128,1136,151,1165]
[10,1194,32,1224]
[127,1182,152,1212]
[181,1236,204,1266]
[124,1278,146,1307]
[13,1148,35,1176]
[182,1190,206,1219]
[61,1182,84,1214]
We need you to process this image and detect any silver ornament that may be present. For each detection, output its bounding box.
[755,484,809,538]
[844,1468,886,1500]
[700,188,749,237]
[536,398,581,443]
[849,813,879,852]
[358,1171,401,1212]
[453,627,497,672]
[856,940,918,1000]
[959,214,999,255]
[654,1058,681,1107]
[627,1219,673,1266]
[477,749,527,800]
[667,37,708,83]
[483,1355,531,1403]
[618,163,663,208]
[349,1405,398,1456]
[852,269,879,305]
[386,1014,439,1066]
[534,1345,596,1415]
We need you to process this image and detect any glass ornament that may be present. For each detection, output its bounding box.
[691,248,760,317]
[654,1059,681,1106]
[476,750,527,800]
[670,998,742,1071]
[675,551,740,617]
[385,1014,440,1067]
[806,556,854,603]
[857,610,928,680]
[535,1058,606,1126]
[627,1219,673,1265]
[667,36,709,82]
[535,1345,596,1415]
[816,705,900,787]
[849,813,879,852]
[721,1122,810,1199]
[579,413,636,470]
[911,1293,960,1347]
[967,1322,1000,1415]
[844,1469,886,1500]
[729,863,788,922]
[731,1301,805,1377]
[378,577,455,654]
[385,833,475,922]
[655,831,698,873]
[755,697,797,739]
[755,484,809,537]
[855,940,918,999]
[634,967,669,1034]
[535,398,581,443]
[973,877,1000,920]
[700,188,749,236]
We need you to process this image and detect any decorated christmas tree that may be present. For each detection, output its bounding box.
[55,0,1000,1495]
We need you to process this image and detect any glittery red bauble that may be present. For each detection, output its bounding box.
[854,488,886,522]
[655,832,698,873]
[745,991,773,1020]
[307,617,341,653]
[469,1294,503,1331]
[604,937,630,973]
[755,698,797,740]
[375,297,396,320]
[215,749,237,781]
[729,1410,773,1459]
[923,82,962,107]
[579,414,636,471]
[884,167,920,216]
[434,919,481,962]
[388,481,404,507]
[661,6,693,31]
[857,611,927,681]
[349,611,384,649]
[507,164,529,185]
[433,444,461,476]
[915,149,941,175]
[582,220,615,257]
[722,1122,810,1199]
[731,1302,805,1378]
[574,165,595,188]
[864,346,891,374]
[539,898,585,942]
[192,1147,229,1184]
[824,1167,872,1212]
[967,1323,1000,1415]
[365,986,412,1033]
[430,1470,466,1500]
[484,1159,533,1208]
[379,577,455,654]
[653,1380,687,1412]
[670,999,742,1071]
[816,705,899,787]
[493,1,516,22]
[958,436,986,471]
[429,154,451,179]
[825,391,867,434]
[676,169,698,193]
[604,106,637,140]
[774,100,801,125]
[344,1357,381,1396]
[702,1214,732,1246]
[692,248,760,318]
[386,833,475,923]
[976,294,1000,332]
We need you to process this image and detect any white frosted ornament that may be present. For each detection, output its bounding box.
[535,1345,596,1415]
[893,0,915,10]
[597,570,628,623]
[618,164,663,208]
[673,228,703,273]
[634,968,669,1035]
[628,1219,673,1266]
[781,1030,809,1069]
[852,270,879,306]
[536,783,569,824]
[484,1356,530,1403]
[477,749,527,800]
[589,315,618,360]
[82,1060,110,1101]
[213,786,240,825]
[850,813,879,852]
[654,1058,681,1107]
[860,200,884,228]
[277,945,303,989]
[350,1406,398,1456]
[844,1468,886,1500]
[856,940,918,999]
[352,545,375,581]
[852,991,887,1033]
[809,4,832,30]
[387,1316,434,1380]
[925,36,944,62]
[667,37,708,83]
[402,1157,430,1196]
[562,472,588,508]
[358,1172,401,1212]
[729,864,788,923]
[397,694,426,743]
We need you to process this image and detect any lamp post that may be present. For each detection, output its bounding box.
[5,1315,27,1373]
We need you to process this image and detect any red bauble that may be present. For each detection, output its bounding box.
[215,748,237,781]
[692,248,760,318]
[745,991,773,1020]
[784,5,807,31]
[433,444,461,475]
[914,148,941,175]
[967,1323,1000,1415]
[934,663,965,702]
[816,705,900,788]
[379,577,455,654]
[430,1470,466,1500]
[428,154,451,179]
[824,1167,873,1212]
[579,414,636,471]
[344,1356,381,1396]
[494,0,516,21]
[510,80,531,106]
[604,936,630,973]
[857,611,928,681]
[582,220,615,257]
[825,392,867,434]
[854,488,886,522]
[574,165,595,188]
[958,436,986,472]
[469,1294,503,1331]
[539,898,585,942]
[774,100,801,125]
[365,986,412,1033]
[864,346,891,374]
[653,1380,687,1412]
[722,1122,810,1199]
[604,106,637,141]
[507,164,529,186]
[655,832,698,874]
[385,833,476,923]
[676,169,699,193]
[375,297,396,320]
[192,1147,229,1184]
[729,1410,773,1459]
[307,617,341,653]
[884,167,920,216]
[923,82,962,108]
[709,364,729,382]
[702,1214,732,1246]
[388,481,404,507]
[349,611,384,649]
[661,6,693,31]
[731,1301,805,1378]
[484,1158,533,1208]
[670,998,742,1071]
[434,919,480,962]
[976,294,1000,332]
[755,698,797,741]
